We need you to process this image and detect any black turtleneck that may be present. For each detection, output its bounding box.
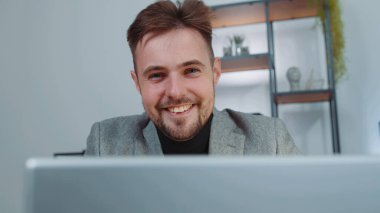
[157,114,213,155]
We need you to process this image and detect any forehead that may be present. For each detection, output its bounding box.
[134,28,211,73]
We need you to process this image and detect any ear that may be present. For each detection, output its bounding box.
[130,70,141,94]
[212,57,222,85]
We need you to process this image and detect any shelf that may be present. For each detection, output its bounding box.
[211,0,318,28]
[274,89,331,104]
[221,54,269,73]
[269,0,319,22]
[211,2,266,28]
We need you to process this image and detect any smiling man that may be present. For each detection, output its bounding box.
[85,0,300,156]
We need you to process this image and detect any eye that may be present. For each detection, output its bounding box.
[185,68,200,76]
[148,72,165,81]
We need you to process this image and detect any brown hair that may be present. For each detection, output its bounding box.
[127,0,214,71]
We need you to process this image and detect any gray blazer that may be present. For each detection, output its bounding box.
[85,108,301,156]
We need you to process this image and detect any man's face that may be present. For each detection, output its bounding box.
[131,28,221,141]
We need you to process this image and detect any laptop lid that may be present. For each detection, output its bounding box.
[24,156,380,213]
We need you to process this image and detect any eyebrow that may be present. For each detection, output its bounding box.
[180,59,206,68]
[142,59,206,76]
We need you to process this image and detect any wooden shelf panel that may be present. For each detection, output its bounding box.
[275,90,331,104]
[221,54,269,73]
[212,2,266,28]
[269,0,319,22]
[211,0,318,28]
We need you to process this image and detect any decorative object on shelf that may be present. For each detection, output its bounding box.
[305,69,324,90]
[223,46,232,57]
[310,0,346,83]
[286,67,302,91]
[240,46,249,55]
[233,34,245,56]
[224,34,250,57]
[223,37,233,57]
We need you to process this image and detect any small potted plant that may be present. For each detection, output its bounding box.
[233,35,244,55]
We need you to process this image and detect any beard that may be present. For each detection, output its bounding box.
[158,114,202,141]
[147,96,212,141]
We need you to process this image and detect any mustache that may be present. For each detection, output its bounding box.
[158,97,197,108]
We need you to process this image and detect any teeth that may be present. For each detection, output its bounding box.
[169,104,192,113]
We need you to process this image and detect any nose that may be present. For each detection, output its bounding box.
[165,74,186,99]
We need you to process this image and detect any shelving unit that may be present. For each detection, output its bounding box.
[211,0,341,153]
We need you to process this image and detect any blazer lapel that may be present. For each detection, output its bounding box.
[137,121,164,155]
[209,109,245,155]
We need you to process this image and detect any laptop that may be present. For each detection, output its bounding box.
[24,156,380,213]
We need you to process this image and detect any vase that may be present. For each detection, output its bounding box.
[286,67,301,91]
[235,42,243,56]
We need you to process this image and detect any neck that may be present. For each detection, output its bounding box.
[157,113,213,154]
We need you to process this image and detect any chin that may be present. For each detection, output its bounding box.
[163,120,201,141]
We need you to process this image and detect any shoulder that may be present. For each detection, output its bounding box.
[219,108,291,137]
[216,108,300,155]
[217,108,279,130]
[93,113,151,140]
[97,113,150,131]
[85,113,150,156]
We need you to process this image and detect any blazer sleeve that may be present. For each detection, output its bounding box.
[85,122,100,156]
[275,119,302,155]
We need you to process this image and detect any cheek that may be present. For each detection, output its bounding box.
[190,78,215,100]
[140,85,162,109]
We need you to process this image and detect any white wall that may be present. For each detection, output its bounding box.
[337,0,380,154]
[1,0,380,213]
[0,1,151,212]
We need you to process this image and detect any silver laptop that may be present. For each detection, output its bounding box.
[24,156,380,213]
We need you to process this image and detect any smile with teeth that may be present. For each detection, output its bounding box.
[167,104,192,113]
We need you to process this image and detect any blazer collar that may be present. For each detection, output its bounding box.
[141,120,164,155]
[209,108,245,155]
[140,108,246,155]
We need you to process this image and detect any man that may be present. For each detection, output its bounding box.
[85,0,300,156]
